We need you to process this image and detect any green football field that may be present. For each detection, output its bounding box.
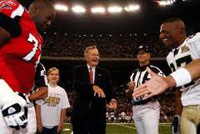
[61,123,171,134]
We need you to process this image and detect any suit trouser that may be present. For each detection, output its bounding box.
[181,105,200,134]
[0,106,36,134]
[132,101,160,134]
[72,116,106,134]
[72,110,106,134]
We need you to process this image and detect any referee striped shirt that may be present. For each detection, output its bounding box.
[130,64,165,105]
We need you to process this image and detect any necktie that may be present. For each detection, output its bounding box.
[89,67,93,84]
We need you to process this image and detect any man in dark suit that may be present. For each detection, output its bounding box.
[72,45,117,134]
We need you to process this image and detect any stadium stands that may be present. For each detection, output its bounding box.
[43,32,170,58]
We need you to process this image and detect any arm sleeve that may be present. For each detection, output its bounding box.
[187,32,200,58]
[35,63,48,88]
[104,69,114,102]
[72,66,94,98]
[130,70,137,81]
[0,1,24,37]
[151,66,166,77]
[61,89,70,109]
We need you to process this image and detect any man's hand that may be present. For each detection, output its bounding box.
[133,67,175,100]
[1,98,28,130]
[107,99,117,109]
[128,81,135,90]
[125,81,135,98]
[93,85,106,98]
[172,115,181,134]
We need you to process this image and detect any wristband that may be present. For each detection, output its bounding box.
[170,68,192,87]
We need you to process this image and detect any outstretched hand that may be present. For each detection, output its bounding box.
[133,67,172,100]
[107,99,117,109]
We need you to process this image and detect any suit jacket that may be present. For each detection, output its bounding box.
[72,65,113,123]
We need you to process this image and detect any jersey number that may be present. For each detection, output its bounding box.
[23,33,39,61]
[170,55,194,87]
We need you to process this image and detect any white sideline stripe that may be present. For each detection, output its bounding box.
[62,123,170,133]
[64,123,171,125]
[116,124,136,130]
[62,128,71,131]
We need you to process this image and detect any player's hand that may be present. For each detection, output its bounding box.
[128,81,135,90]
[172,115,181,134]
[37,122,43,133]
[1,96,27,130]
[107,99,117,109]
[93,85,106,98]
[133,67,170,100]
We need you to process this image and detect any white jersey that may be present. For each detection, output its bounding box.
[166,32,200,106]
[36,84,70,128]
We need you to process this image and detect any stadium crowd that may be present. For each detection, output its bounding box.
[42,32,170,58]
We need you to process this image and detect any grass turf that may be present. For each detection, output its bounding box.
[61,123,171,134]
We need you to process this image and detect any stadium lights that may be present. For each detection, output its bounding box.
[54,3,142,14]
[108,6,123,13]
[157,0,176,6]
[91,6,106,14]
[72,5,86,14]
[54,4,68,11]
[124,4,140,12]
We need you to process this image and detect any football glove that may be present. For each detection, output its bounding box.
[0,79,28,130]
[172,115,181,134]
[2,102,28,130]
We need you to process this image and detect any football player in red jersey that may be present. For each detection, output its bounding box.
[0,0,55,133]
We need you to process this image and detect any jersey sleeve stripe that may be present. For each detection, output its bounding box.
[11,4,24,18]
[150,65,165,77]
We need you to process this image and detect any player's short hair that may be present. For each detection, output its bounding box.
[84,45,98,57]
[29,0,54,11]
[47,67,59,76]
[163,18,186,34]
[162,18,183,24]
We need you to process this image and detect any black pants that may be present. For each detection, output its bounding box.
[72,110,106,134]
[41,126,58,134]
[72,97,106,134]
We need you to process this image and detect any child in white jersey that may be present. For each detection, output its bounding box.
[36,67,70,134]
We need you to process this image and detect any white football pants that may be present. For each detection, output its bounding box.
[132,101,160,134]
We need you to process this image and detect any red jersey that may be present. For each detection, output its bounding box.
[0,0,43,93]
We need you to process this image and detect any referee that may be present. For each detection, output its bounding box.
[126,45,165,134]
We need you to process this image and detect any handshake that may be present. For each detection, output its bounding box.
[0,80,28,130]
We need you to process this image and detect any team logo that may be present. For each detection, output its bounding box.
[8,107,16,114]
[181,45,189,53]
[0,1,16,10]
[0,3,11,10]
[43,95,61,107]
